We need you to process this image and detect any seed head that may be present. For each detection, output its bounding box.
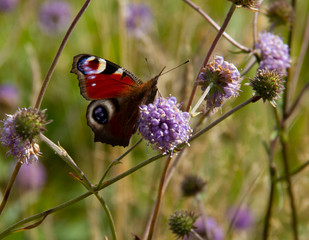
[250,69,285,107]
[227,0,260,9]
[267,0,294,27]
[169,210,197,239]
[181,175,206,197]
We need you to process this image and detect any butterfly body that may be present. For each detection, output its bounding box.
[71,54,160,147]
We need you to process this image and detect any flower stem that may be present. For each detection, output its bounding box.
[97,138,142,188]
[182,0,250,53]
[275,160,309,182]
[186,3,237,111]
[146,154,173,240]
[190,83,213,115]
[40,134,117,240]
[0,153,165,239]
[189,96,261,144]
[34,0,92,109]
[0,161,22,216]
[263,137,278,240]
[274,108,299,240]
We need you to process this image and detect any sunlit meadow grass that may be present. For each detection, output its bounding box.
[0,0,309,239]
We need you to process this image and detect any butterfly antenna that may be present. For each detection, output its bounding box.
[145,57,152,76]
[161,59,190,76]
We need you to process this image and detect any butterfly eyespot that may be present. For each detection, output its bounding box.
[92,106,108,124]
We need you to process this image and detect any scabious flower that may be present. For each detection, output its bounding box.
[138,96,192,154]
[250,69,285,107]
[184,216,224,240]
[256,32,291,75]
[227,0,260,9]
[181,174,207,197]
[267,0,294,27]
[0,108,49,164]
[198,56,241,111]
[0,0,19,12]
[0,84,20,114]
[16,161,47,190]
[226,206,254,230]
[38,1,71,35]
[124,3,153,38]
[169,210,197,239]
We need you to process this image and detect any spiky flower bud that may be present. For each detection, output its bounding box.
[13,108,48,141]
[249,69,285,107]
[181,175,206,197]
[227,0,260,9]
[169,210,197,239]
[267,0,294,27]
[0,108,50,164]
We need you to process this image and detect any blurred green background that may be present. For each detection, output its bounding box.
[0,0,308,239]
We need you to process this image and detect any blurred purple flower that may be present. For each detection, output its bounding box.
[198,56,241,111]
[38,1,71,35]
[139,96,192,153]
[16,161,47,190]
[184,216,224,240]
[256,32,291,75]
[0,84,20,113]
[226,206,254,230]
[0,0,18,12]
[124,3,153,38]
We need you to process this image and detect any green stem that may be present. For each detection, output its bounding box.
[276,160,309,182]
[0,153,164,239]
[0,161,22,216]
[263,137,278,240]
[189,96,261,144]
[39,134,117,240]
[97,138,142,189]
[274,108,298,240]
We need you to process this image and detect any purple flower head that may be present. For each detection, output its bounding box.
[184,216,224,240]
[124,3,153,38]
[0,0,19,12]
[0,84,20,113]
[16,161,47,190]
[138,96,192,153]
[198,56,241,111]
[0,108,49,164]
[256,32,291,75]
[38,1,71,35]
[226,206,254,230]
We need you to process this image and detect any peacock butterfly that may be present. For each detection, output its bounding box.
[71,54,162,147]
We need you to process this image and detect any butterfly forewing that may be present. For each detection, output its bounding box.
[71,54,142,100]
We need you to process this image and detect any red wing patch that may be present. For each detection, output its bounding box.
[82,73,137,99]
[71,54,142,100]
